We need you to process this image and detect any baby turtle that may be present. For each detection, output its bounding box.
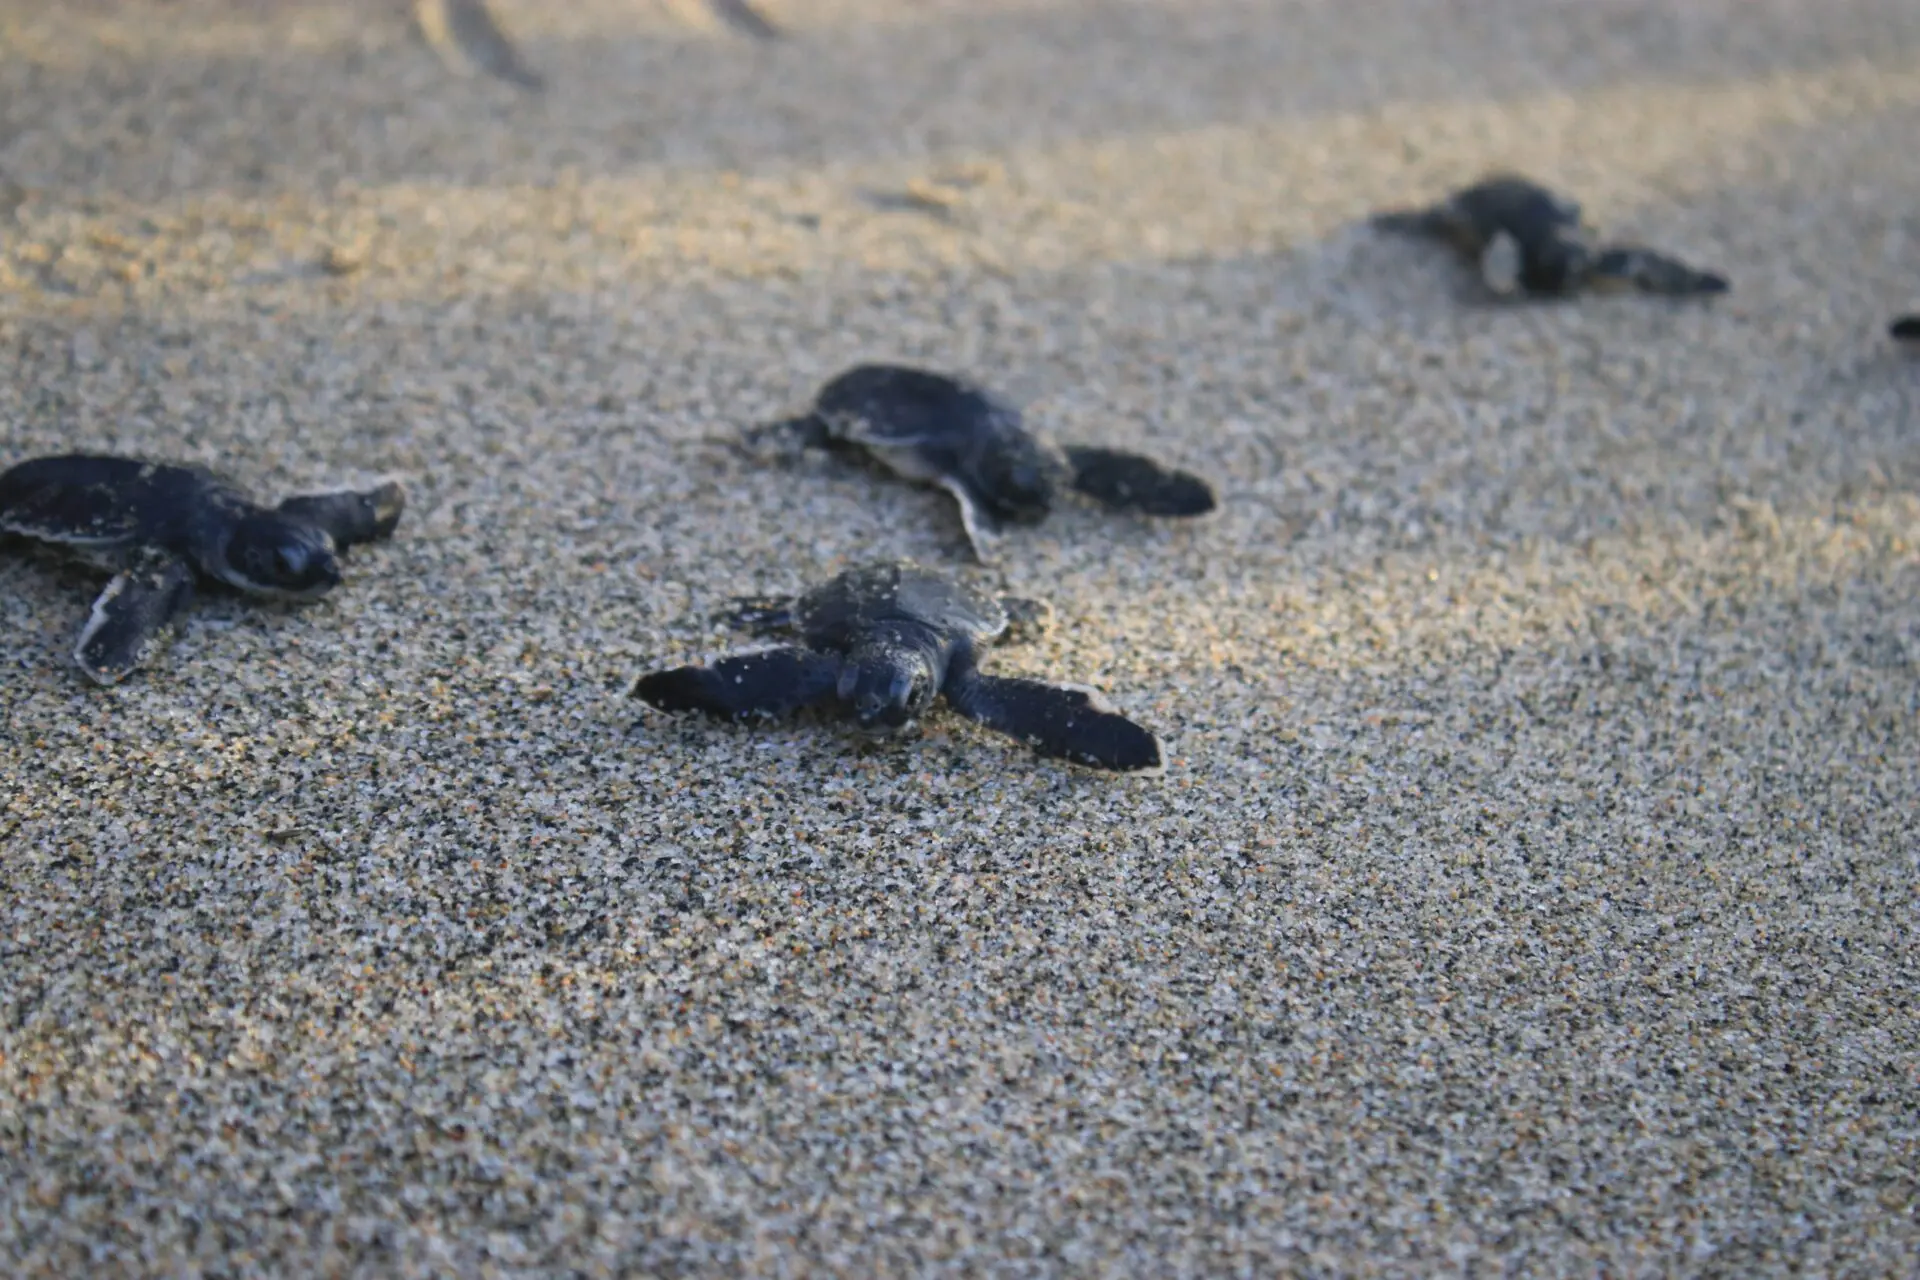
[1372,173,1728,299]
[0,454,404,684]
[1892,315,1920,343]
[633,559,1164,772]
[701,0,782,40]
[753,363,1217,560]
[414,0,544,91]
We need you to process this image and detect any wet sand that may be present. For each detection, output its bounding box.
[3,0,1918,1273]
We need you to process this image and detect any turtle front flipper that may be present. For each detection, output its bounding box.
[935,475,1004,562]
[1588,245,1728,297]
[73,548,196,685]
[1478,231,1526,296]
[944,664,1163,773]
[705,0,782,40]
[1059,445,1217,518]
[275,482,406,550]
[1891,315,1920,342]
[632,648,842,721]
[1481,231,1596,298]
[414,0,544,90]
[720,595,801,636]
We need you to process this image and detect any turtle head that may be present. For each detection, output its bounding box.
[223,513,342,598]
[837,652,939,735]
[973,433,1060,525]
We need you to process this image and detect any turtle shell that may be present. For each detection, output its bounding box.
[813,365,1020,447]
[793,561,1007,653]
[810,364,1065,529]
[1453,175,1582,239]
[0,455,230,552]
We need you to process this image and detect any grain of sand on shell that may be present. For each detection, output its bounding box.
[3,0,1919,1274]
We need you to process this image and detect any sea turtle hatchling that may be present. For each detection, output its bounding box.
[1892,315,1920,343]
[0,454,405,684]
[632,558,1165,772]
[751,363,1218,560]
[1372,173,1729,300]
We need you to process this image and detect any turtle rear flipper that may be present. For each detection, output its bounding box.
[1060,445,1217,518]
[276,482,406,550]
[73,548,195,685]
[720,595,801,636]
[1371,204,1464,241]
[1372,201,1492,258]
[740,415,835,463]
[633,648,842,721]
[1891,315,1920,342]
[1589,245,1728,297]
[995,596,1052,645]
[945,666,1163,772]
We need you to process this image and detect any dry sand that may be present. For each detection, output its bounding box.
[3,0,1918,1273]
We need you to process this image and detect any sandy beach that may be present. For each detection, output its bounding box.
[3,0,1918,1272]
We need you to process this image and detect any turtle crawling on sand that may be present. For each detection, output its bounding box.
[633,558,1164,772]
[413,0,545,90]
[752,364,1217,560]
[1372,174,1728,300]
[1892,315,1920,343]
[0,454,404,684]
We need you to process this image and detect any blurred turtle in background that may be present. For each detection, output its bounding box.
[1373,173,1728,300]
[414,0,545,90]
[412,0,780,89]
[693,0,782,40]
